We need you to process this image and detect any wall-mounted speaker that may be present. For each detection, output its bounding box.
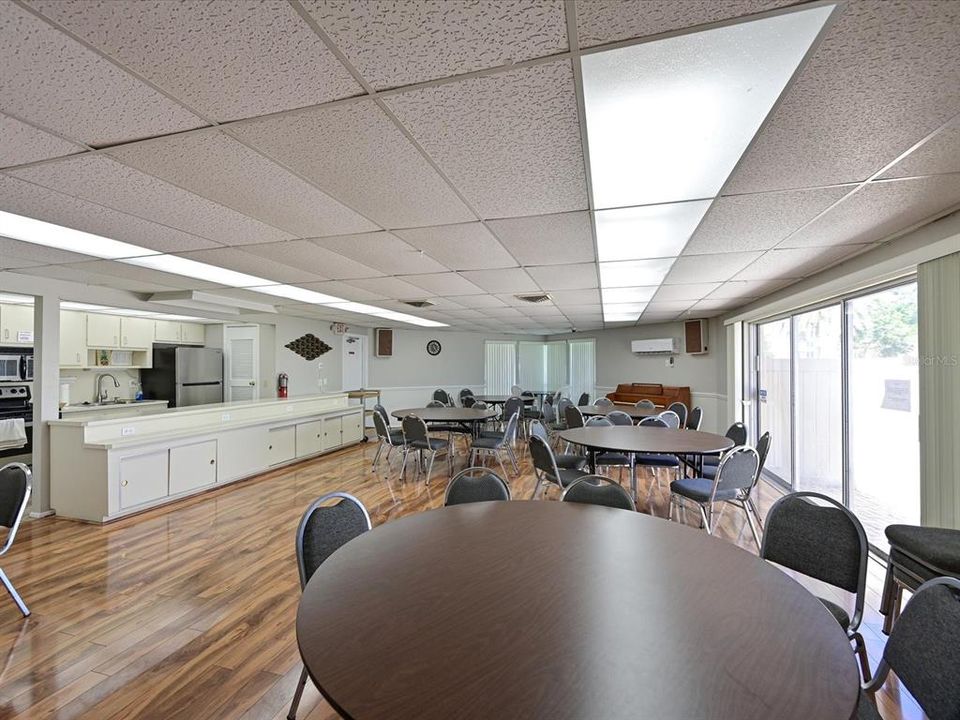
[684,319,708,355]
[375,328,393,357]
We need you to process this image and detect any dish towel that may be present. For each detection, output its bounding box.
[0,419,27,451]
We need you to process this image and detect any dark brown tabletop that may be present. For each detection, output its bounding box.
[391,406,497,422]
[559,426,734,455]
[297,502,859,720]
[578,403,658,419]
[472,394,535,405]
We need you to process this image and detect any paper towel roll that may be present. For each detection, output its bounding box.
[59,382,70,407]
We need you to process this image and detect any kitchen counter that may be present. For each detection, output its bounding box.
[60,400,169,418]
[50,393,364,522]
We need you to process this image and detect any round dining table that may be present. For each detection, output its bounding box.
[391,406,496,435]
[578,403,658,420]
[471,394,535,407]
[559,426,734,499]
[296,502,859,720]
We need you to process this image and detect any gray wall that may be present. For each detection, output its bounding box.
[270,315,345,397]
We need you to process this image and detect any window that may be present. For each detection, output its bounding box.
[484,341,516,395]
[544,341,568,393]
[484,339,596,400]
[752,281,919,552]
[568,339,596,404]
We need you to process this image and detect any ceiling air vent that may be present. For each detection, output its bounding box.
[401,300,436,309]
[514,293,552,304]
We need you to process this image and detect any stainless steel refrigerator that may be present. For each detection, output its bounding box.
[141,346,223,408]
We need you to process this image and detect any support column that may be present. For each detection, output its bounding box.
[917,253,960,529]
[30,294,59,517]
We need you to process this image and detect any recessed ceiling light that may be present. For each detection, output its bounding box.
[603,311,641,323]
[581,5,834,209]
[0,209,161,260]
[121,254,273,287]
[253,285,343,305]
[599,259,674,288]
[601,286,658,304]
[595,201,711,262]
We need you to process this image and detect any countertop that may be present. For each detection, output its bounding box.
[60,400,169,415]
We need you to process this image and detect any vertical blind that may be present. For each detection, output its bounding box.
[568,339,596,403]
[518,342,545,391]
[484,341,516,395]
[545,341,569,393]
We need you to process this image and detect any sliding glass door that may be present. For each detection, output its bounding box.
[753,281,919,552]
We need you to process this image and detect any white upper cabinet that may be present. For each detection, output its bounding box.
[86,313,121,348]
[154,320,181,343]
[59,310,87,366]
[180,322,206,345]
[0,304,34,346]
[120,317,153,349]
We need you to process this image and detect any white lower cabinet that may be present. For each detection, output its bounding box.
[268,426,296,466]
[119,451,169,509]
[296,420,324,458]
[218,426,268,483]
[169,440,218,495]
[342,413,363,444]
[322,416,342,451]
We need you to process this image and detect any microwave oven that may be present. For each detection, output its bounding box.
[0,351,32,382]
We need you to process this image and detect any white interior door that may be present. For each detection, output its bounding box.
[224,325,260,402]
[342,334,366,391]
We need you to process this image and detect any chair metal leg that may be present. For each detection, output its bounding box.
[532,477,543,499]
[287,665,309,720]
[852,632,871,683]
[496,451,509,480]
[371,440,385,469]
[0,568,29,617]
[425,451,436,485]
[742,501,762,549]
[699,503,711,532]
[507,445,519,475]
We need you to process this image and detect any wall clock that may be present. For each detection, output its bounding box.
[426,340,442,356]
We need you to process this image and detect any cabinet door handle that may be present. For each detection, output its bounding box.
[268,444,273,450]
[121,479,128,487]
[76,352,81,363]
[209,459,215,465]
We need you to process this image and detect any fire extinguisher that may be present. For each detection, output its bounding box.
[277,372,288,399]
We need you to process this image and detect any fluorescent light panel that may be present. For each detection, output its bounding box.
[599,259,674,289]
[580,5,834,209]
[595,201,711,262]
[0,209,160,260]
[253,285,342,305]
[121,254,274,287]
[601,286,658,304]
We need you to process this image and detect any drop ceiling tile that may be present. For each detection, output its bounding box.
[311,232,447,275]
[242,240,383,280]
[733,245,868,281]
[231,101,474,228]
[684,186,851,255]
[343,276,431,300]
[0,2,203,146]
[478,306,527,319]
[652,283,722,302]
[395,223,518,270]
[495,293,551,308]
[446,294,506,308]
[442,308,487,319]
[486,211,595,265]
[460,268,540,294]
[61,260,225,290]
[707,279,789,299]
[548,289,601,305]
[27,0,360,122]
[0,237,92,266]
[175,248,325,285]
[10,154,294,246]
[0,112,84,168]
[781,175,960,248]
[526,263,598,290]
[303,0,567,89]
[882,116,960,179]
[401,273,484,296]
[0,174,220,254]
[663,252,762,284]
[726,1,960,193]
[107,131,377,238]
[645,301,696,313]
[690,297,751,312]
[12,264,179,293]
[385,61,587,218]
[292,280,387,302]
[576,0,795,47]
[638,312,681,324]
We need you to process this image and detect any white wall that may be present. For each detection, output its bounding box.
[60,368,141,404]
[548,318,727,432]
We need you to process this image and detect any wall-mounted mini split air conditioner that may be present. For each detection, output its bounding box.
[630,338,679,354]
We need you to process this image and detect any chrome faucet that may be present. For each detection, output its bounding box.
[96,373,120,403]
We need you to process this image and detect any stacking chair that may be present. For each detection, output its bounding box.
[702,422,748,479]
[371,410,404,471]
[594,397,614,409]
[432,388,453,406]
[739,431,771,533]
[606,410,633,426]
[669,446,759,540]
[666,401,687,428]
[561,404,585,451]
[510,384,523,396]
[562,475,635,511]
[554,398,573,426]
[529,420,586,470]
[584,416,631,481]
[634,416,680,512]
[528,434,590,499]
[0,463,31,617]
[761,492,871,681]
[460,388,476,408]
[658,410,681,429]
[470,411,520,478]
[686,406,703,430]
[635,399,656,410]
[288,492,371,720]
[858,577,960,719]
[577,392,590,406]
[522,390,543,423]
[400,415,450,485]
[444,468,510,506]
[880,524,960,634]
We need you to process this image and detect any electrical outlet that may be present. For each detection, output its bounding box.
[221,413,231,422]
[121,426,135,437]
[128,379,138,387]
[665,356,676,368]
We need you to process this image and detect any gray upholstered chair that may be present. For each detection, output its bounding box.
[858,577,960,719]
[552,398,573,430]
[606,410,633,426]
[432,388,453,406]
[0,463,31,617]
[371,409,404,470]
[657,410,681,429]
[528,434,590,499]
[460,389,476,408]
[701,421,748,478]
[739,431,771,531]
[666,401,688,427]
[400,415,449,484]
[594,397,614,409]
[562,475,635,511]
[522,390,543,422]
[444,468,511,506]
[686,406,703,430]
[288,492,371,720]
[426,400,444,408]
[469,411,520,478]
[529,420,587,471]
[669,445,759,537]
[510,384,523,396]
[584,416,631,479]
[634,416,679,512]
[761,491,871,682]
[577,392,590,406]
[635,399,656,410]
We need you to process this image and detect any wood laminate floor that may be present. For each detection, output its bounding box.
[0,434,922,719]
